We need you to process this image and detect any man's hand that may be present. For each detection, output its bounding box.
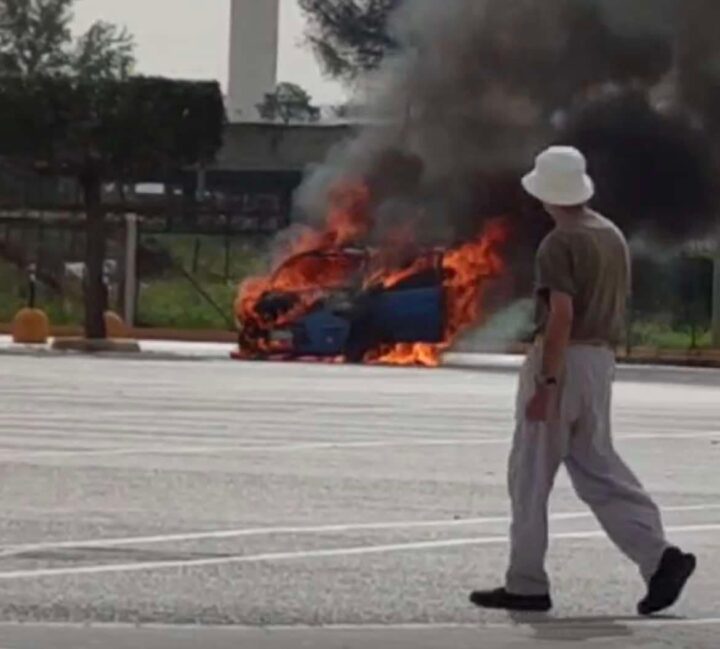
[529,290,573,425]
[526,385,554,423]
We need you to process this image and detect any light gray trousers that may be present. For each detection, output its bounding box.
[505,344,668,596]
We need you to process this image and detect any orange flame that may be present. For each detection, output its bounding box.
[235,182,507,366]
[290,182,372,256]
[235,182,371,355]
[366,220,507,367]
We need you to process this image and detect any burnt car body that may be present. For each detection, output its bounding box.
[237,248,446,362]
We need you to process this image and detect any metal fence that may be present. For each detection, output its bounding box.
[1,216,717,349]
[0,216,271,331]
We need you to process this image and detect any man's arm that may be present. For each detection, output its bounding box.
[526,290,573,423]
[540,291,574,380]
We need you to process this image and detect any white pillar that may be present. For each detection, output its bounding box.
[228,0,280,122]
[124,214,138,327]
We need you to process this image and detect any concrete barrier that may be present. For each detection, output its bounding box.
[11,308,50,344]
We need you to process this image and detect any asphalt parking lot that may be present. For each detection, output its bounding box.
[1,354,719,647]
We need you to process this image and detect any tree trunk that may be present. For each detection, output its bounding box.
[81,165,107,339]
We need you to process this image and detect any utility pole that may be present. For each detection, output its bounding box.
[124,214,138,327]
[713,247,720,347]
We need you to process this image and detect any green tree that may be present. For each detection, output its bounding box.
[298,0,673,97]
[257,82,321,123]
[0,0,140,339]
[73,21,134,80]
[0,0,135,79]
[0,77,226,338]
[298,0,399,81]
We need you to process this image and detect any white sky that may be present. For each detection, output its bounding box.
[72,0,346,105]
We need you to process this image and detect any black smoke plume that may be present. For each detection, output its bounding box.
[293,0,718,255]
[562,90,718,241]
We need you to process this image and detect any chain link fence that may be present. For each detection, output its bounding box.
[1,217,716,349]
[0,218,271,332]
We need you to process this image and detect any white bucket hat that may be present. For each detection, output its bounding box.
[522,146,595,206]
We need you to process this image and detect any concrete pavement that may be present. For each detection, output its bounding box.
[0,354,718,647]
[4,334,720,381]
[0,618,718,648]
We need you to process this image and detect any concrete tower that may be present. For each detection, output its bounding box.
[228,0,280,122]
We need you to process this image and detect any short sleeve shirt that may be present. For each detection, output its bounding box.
[534,215,630,345]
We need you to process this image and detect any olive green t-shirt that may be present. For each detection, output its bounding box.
[535,213,630,346]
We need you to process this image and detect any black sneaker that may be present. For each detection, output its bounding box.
[470,587,552,612]
[638,547,696,616]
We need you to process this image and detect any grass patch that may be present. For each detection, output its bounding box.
[629,320,712,350]
[137,280,236,330]
[135,235,267,329]
[0,259,83,325]
[1,236,268,330]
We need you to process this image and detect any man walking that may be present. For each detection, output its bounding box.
[470,146,696,616]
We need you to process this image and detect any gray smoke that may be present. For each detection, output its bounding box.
[294,0,717,246]
[295,0,566,245]
[456,299,535,351]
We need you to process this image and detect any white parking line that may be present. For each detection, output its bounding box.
[2,503,719,559]
[1,617,720,633]
[0,438,508,460]
[1,523,718,581]
[259,617,720,631]
[0,618,719,632]
[622,432,720,441]
[2,431,718,462]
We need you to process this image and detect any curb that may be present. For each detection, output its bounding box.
[2,343,720,376]
[2,335,720,371]
[0,346,230,363]
[51,338,141,354]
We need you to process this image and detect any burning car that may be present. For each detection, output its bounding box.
[235,184,507,367]
[237,246,448,363]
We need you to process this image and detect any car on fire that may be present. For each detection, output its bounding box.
[236,247,447,363]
